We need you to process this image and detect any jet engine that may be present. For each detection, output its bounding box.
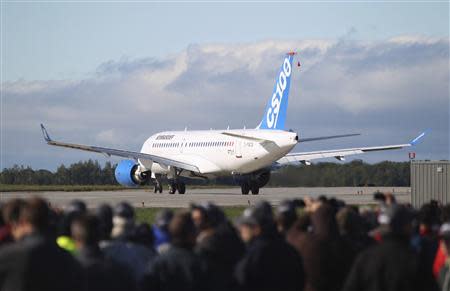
[114,159,150,187]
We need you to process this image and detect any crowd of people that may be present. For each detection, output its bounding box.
[0,192,449,291]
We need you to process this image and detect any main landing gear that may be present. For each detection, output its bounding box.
[168,180,186,194]
[152,171,186,194]
[153,174,163,193]
[152,180,186,194]
[153,184,163,193]
[240,181,260,195]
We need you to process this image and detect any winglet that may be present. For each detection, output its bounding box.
[40,124,52,142]
[410,130,427,146]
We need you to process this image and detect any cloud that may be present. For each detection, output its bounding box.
[2,36,449,169]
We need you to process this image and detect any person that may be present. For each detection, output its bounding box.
[152,209,173,253]
[275,199,298,236]
[140,211,207,291]
[437,222,450,290]
[100,202,156,283]
[433,204,450,278]
[131,222,155,249]
[416,202,440,281]
[336,206,374,255]
[234,201,305,291]
[0,197,83,291]
[71,214,136,291]
[0,211,12,246]
[288,203,354,291]
[95,203,113,242]
[111,201,136,240]
[56,199,87,253]
[0,199,25,245]
[342,204,438,291]
[193,202,245,291]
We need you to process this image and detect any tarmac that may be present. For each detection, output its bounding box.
[0,187,410,209]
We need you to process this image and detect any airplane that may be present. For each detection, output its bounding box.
[40,52,426,195]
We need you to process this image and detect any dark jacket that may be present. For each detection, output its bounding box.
[288,206,355,291]
[140,245,207,291]
[100,239,156,283]
[196,222,245,291]
[76,245,136,291]
[342,235,439,291]
[234,233,305,291]
[0,232,83,291]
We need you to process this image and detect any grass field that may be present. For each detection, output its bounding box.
[135,206,247,225]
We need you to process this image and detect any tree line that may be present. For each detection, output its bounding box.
[267,160,410,187]
[0,160,116,186]
[0,159,411,187]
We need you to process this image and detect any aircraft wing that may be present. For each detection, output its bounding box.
[277,132,427,166]
[40,124,200,173]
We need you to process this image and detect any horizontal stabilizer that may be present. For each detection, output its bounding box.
[298,133,360,143]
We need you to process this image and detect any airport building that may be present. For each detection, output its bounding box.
[411,160,450,207]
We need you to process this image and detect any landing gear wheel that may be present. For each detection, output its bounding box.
[153,184,163,193]
[168,182,177,194]
[251,185,259,195]
[241,183,250,195]
[177,182,186,194]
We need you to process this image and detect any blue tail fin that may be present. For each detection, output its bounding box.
[258,53,295,130]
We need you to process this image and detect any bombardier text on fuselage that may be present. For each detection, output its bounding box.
[41,52,426,194]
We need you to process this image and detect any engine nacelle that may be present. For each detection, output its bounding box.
[115,159,150,187]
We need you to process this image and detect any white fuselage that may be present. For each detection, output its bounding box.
[139,129,297,178]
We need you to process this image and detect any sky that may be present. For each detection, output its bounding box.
[1,2,449,170]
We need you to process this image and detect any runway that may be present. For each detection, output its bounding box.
[0,187,410,209]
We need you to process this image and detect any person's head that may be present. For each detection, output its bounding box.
[293,213,312,233]
[336,206,362,236]
[169,211,196,248]
[385,193,397,205]
[275,200,297,235]
[203,202,226,228]
[111,202,135,240]
[131,223,155,248]
[95,204,113,241]
[71,214,101,249]
[373,192,386,204]
[190,204,208,231]
[58,200,87,237]
[441,204,450,224]
[237,201,274,243]
[2,199,26,241]
[388,204,415,238]
[440,223,450,256]
[418,202,440,235]
[311,204,339,238]
[318,195,328,204]
[67,200,87,214]
[11,197,51,240]
[155,209,174,232]
[191,202,225,232]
